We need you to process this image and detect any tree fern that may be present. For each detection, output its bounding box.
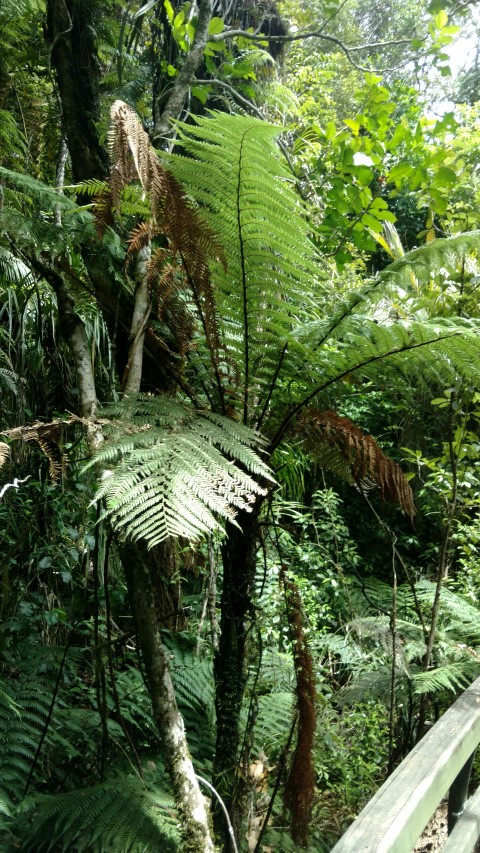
[86,395,274,545]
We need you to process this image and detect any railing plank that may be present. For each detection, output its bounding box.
[330,676,480,853]
[443,786,480,853]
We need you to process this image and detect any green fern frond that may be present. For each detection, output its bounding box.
[253,691,295,757]
[167,111,325,425]
[16,776,180,852]
[290,317,480,422]
[162,633,215,770]
[85,396,274,545]
[0,678,52,802]
[67,178,111,197]
[412,662,477,695]
[0,167,76,215]
[376,231,480,289]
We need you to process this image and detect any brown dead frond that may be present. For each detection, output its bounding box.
[150,253,195,356]
[298,409,415,519]
[127,221,156,255]
[0,443,10,469]
[1,416,93,483]
[109,100,226,364]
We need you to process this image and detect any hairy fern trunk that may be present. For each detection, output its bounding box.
[213,507,260,847]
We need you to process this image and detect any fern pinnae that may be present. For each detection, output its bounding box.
[168,112,323,425]
[269,322,472,453]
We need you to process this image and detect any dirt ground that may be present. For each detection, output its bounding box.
[413,803,448,852]
[412,802,480,852]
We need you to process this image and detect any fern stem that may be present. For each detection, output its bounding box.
[237,126,250,425]
[23,638,70,796]
[268,331,461,453]
[256,343,288,431]
[183,262,225,414]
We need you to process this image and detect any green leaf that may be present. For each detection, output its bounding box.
[325,120,336,141]
[387,163,414,184]
[163,0,174,23]
[344,118,360,134]
[191,85,209,105]
[434,9,448,28]
[361,212,383,231]
[208,16,224,34]
[432,166,456,187]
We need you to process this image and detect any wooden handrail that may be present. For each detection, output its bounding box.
[330,676,480,853]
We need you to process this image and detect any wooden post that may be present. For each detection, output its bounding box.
[448,750,476,832]
[443,784,480,852]
[330,677,480,853]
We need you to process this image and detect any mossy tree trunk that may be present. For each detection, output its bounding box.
[122,546,215,853]
[213,506,261,848]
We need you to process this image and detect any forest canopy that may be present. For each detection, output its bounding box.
[2,0,480,851]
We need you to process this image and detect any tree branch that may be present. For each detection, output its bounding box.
[153,0,213,145]
[209,28,421,73]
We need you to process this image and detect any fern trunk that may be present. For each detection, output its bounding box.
[123,545,215,853]
[213,507,260,848]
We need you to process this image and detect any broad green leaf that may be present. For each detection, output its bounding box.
[434,9,448,28]
[325,121,336,141]
[432,166,457,187]
[208,16,224,35]
[387,163,413,184]
[191,86,209,105]
[344,118,360,134]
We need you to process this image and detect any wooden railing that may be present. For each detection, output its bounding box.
[331,676,480,853]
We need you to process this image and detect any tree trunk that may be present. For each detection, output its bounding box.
[47,0,108,183]
[122,242,152,394]
[122,546,215,853]
[153,0,213,146]
[137,538,186,631]
[213,506,260,847]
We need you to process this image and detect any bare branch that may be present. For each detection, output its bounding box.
[0,476,30,500]
[209,27,422,73]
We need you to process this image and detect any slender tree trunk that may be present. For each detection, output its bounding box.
[55,278,97,419]
[46,6,214,845]
[122,546,215,853]
[122,242,152,394]
[213,506,260,848]
[153,0,213,146]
